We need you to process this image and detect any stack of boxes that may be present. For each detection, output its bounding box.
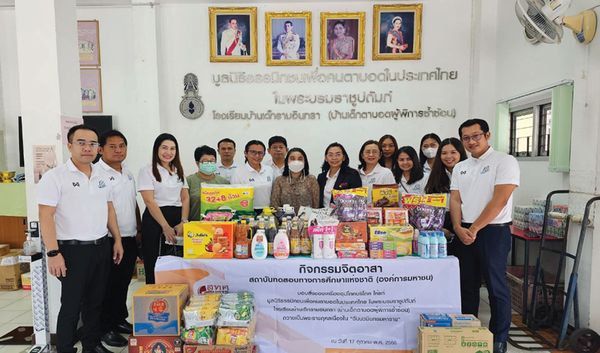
[418,313,492,353]
[513,197,569,237]
[513,205,543,231]
[0,244,24,291]
[335,222,368,258]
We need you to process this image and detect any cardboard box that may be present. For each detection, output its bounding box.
[184,222,235,259]
[449,314,481,327]
[133,284,189,336]
[0,263,21,290]
[128,335,182,353]
[21,272,31,290]
[335,222,368,243]
[420,313,452,327]
[183,344,255,353]
[418,327,493,353]
[335,242,366,250]
[0,244,9,256]
[384,208,409,225]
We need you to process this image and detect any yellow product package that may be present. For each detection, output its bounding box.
[200,184,254,214]
[184,222,236,259]
[369,225,414,256]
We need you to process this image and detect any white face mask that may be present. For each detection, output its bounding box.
[288,160,304,173]
[423,147,438,159]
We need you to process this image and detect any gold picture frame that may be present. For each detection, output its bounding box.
[372,4,422,60]
[209,7,257,63]
[320,12,365,66]
[265,12,312,66]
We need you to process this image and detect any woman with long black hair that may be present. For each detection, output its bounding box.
[392,146,427,195]
[138,133,189,284]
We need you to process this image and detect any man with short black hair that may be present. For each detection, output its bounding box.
[38,124,124,353]
[216,138,238,182]
[97,130,141,347]
[450,118,520,353]
[267,135,288,178]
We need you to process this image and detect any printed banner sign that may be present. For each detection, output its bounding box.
[155,256,460,353]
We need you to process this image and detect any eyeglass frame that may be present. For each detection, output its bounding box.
[461,132,487,143]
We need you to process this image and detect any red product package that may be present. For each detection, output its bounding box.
[336,222,368,243]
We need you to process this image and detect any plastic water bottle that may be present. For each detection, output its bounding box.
[438,231,447,258]
[429,231,438,259]
[418,231,430,259]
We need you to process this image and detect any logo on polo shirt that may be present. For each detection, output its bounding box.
[249,178,255,182]
[98,180,107,189]
[481,166,490,175]
[109,176,115,181]
[460,170,467,175]
[72,182,80,187]
[267,177,272,182]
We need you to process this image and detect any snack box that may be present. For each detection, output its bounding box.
[336,242,366,251]
[384,208,409,225]
[133,284,189,336]
[128,335,182,353]
[366,207,383,225]
[184,222,235,259]
[449,314,481,327]
[336,250,369,258]
[369,225,413,256]
[369,250,397,259]
[418,327,493,353]
[21,272,31,290]
[336,222,368,243]
[372,184,399,207]
[420,313,452,327]
[183,344,256,353]
[369,241,396,251]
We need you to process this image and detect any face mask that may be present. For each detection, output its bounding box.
[288,160,304,173]
[423,147,438,159]
[199,162,217,175]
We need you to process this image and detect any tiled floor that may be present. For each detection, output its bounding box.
[0,283,558,353]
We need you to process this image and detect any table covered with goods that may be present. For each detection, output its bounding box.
[130,185,496,353]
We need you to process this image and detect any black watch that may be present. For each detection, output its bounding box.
[46,249,60,257]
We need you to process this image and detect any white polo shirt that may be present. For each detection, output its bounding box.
[398,173,429,196]
[359,164,396,203]
[37,159,113,241]
[450,147,520,224]
[323,169,340,207]
[215,162,238,182]
[230,163,274,209]
[137,164,189,207]
[97,159,137,237]
[268,161,285,178]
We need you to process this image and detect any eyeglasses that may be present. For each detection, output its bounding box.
[74,140,99,148]
[247,150,265,156]
[364,150,380,156]
[461,132,485,143]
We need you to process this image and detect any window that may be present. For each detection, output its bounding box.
[509,102,551,158]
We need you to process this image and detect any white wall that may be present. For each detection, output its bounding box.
[496,0,600,330]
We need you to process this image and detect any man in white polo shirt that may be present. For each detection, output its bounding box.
[230,140,274,213]
[215,138,238,182]
[450,118,519,353]
[266,135,288,178]
[96,130,141,348]
[38,125,124,353]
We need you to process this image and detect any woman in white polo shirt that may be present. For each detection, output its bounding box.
[138,133,189,284]
[392,146,428,195]
[230,140,274,214]
[358,140,396,204]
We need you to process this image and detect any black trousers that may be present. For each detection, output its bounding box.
[141,206,182,284]
[100,237,137,331]
[56,239,111,353]
[454,225,512,343]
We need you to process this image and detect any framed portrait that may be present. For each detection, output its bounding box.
[265,12,312,66]
[209,7,257,63]
[320,12,365,66]
[78,20,101,66]
[373,4,422,60]
[80,68,103,113]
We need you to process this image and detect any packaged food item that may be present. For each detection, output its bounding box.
[336,250,369,258]
[184,222,235,259]
[332,188,368,222]
[234,221,251,259]
[336,242,366,250]
[408,204,446,230]
[420,313,452,327]
[216,327,252,346]
[369,249,397,259]
[133,284,189,336]
[372,184,399,207]
[128,336,183,353]
[183,306,218,329]
[181,326,216,345]
[200,185,254,214]
[384,208,409,225]
[366,207,383,225]
[402,194,448,209]
[369,225,413,256]
[335,222,368,243]
[217,305,253,327]
[448,314,481,327]
[203,211,235,222]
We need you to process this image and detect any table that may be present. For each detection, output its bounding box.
[155,255,461,353]
[510,226,563,323]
